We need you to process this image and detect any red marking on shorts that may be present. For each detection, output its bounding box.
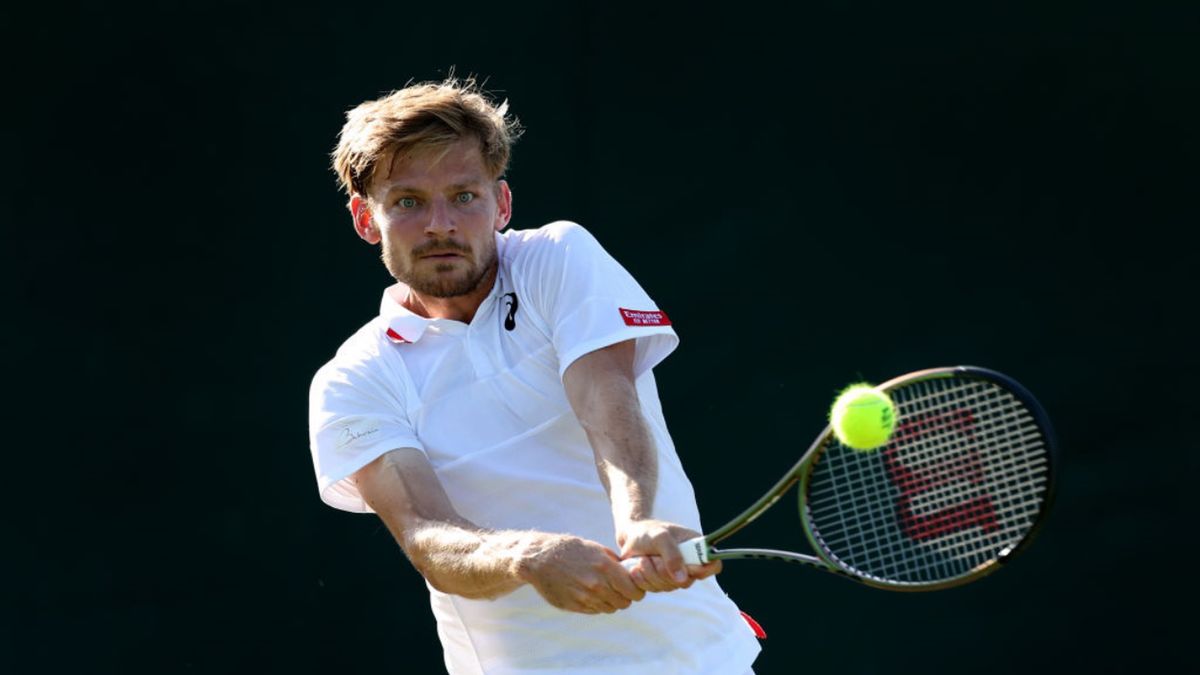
[386,328,411,343]
[619,308,671,326]
[740,611,766,639]
[883,408,1000,541]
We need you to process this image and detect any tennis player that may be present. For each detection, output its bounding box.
[308,77,761,674]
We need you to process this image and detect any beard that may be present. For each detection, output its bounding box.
[381,237,498,298]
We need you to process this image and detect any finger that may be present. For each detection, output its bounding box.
[574,587,619,614]
[607,563,646,603]
[592,599,620,614]
[653,538,688,584]
[688,559,723,580]
[626,557,666,592]
[599,568,641,609]
[580,569,632,612]
[593,587,630,612]
[627,563,649,591]
[644,555,680,592]
[558,596,600,614]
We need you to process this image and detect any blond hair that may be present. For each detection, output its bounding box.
[331,76,522,199]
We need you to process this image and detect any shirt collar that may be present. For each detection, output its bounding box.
[379,287,431,344]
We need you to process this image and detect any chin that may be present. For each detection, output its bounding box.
[409,270,484,298]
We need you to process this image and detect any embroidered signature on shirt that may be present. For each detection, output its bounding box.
[337,424,380,448]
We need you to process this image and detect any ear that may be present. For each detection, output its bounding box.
[494,180,513,232]
[350,195,381,244]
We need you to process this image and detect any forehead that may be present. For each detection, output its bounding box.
[371,138,489,194]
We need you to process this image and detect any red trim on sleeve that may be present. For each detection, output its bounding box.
[619,308,671,326]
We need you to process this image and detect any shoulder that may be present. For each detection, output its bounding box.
[501,221,609,277]
[309,317,393,402]
[502,220,600,255]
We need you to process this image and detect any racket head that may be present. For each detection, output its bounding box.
[798,366,1056,590]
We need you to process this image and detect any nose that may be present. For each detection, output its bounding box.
[424,198,457,237]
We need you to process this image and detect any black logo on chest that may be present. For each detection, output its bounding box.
[502,292,519,331]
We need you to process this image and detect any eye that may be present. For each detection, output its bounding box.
[455,192,475,204]
[397,197,418,209]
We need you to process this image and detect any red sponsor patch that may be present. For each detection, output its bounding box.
[619,308,671,326]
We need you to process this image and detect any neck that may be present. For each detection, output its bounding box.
[394,263,499,324]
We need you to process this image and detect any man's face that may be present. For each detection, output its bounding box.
[360,138,511,298]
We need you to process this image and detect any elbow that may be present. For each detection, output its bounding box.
[418,566,458,595]
[431,579,493,600]
[399,533,445,589]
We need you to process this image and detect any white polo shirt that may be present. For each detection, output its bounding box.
[309,221,760,674]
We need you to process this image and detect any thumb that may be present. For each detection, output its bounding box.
[615,529,641,557]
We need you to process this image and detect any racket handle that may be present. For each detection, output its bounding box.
[618,536,710,571]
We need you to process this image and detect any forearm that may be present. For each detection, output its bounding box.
[357,449,534,600]
[561,342,719,593]
[578,380,659,525]
[356,448,644,613]
[401,521,539,599]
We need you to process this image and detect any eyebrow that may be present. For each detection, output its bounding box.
[382,179,488,197]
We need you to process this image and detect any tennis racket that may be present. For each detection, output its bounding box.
[624,365,1056,591]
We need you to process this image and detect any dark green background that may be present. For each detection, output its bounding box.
[5,1,1195,673]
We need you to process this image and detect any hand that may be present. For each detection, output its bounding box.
[616,519,723,593]
[516,534,646,614]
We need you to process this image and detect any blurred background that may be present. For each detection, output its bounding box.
[4,1,1195,672]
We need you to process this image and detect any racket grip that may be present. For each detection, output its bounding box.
[618,536,710,571]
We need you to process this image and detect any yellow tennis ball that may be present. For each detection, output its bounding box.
[829,384,896,451]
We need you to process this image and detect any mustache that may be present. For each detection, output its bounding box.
[412,240,472,257]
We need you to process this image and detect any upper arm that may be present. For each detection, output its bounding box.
[562,339,644,436]
[562,340,637,416]
[353,448,468,546]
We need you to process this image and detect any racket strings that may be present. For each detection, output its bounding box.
[861,382,1044,579]
[806,421,1048,539]
[804,377,1050,586]
[865,382,1046,579]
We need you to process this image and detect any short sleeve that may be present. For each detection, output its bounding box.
[308,356,424,513]
[520,222,679,378]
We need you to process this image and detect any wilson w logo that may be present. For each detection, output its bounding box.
[883,408,999,542]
